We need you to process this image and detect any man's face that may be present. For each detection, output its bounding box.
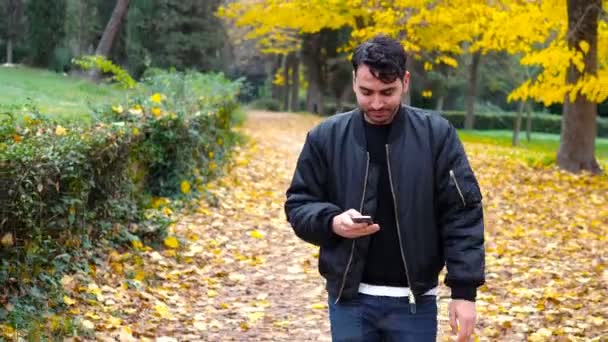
[353,64,409,125]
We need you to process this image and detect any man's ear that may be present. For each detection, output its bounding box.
[402,71,411,94]
[352,70,357,91]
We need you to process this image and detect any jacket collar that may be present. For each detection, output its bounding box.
[352,104,408,149]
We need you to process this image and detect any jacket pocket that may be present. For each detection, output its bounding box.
[318,240,351,281]
[448,169,482,208]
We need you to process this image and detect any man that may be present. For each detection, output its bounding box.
[285,35,485,341]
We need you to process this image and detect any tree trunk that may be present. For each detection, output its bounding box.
[525,102,532,142]
[282,54,290,111]
[94,0,130,57]
[6,0,21,65]
[6,40,13,65]
[465,51,482,129]
[557,0,602,174]
[436,95,445,111]
[302,34,324,114]
[336,83,354,113]
[271,55,282,101]
[512,101,525,146]
[289,52,300,112]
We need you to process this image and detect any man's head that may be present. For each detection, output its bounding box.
[352,35,409,125]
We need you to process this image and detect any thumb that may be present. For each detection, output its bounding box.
[449,302,458,335]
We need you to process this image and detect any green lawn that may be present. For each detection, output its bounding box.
[0,65,126,123]
[459,129,608,162]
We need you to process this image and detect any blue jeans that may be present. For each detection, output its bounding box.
[328,293,438,342]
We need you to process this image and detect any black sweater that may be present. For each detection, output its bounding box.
[361,120,409,287]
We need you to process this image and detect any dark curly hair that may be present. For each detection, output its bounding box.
[352,35,407,84]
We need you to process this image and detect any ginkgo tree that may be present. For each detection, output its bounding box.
[220,0,607,174]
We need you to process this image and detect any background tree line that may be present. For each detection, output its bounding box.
[1,0,607,173]
[0,0,231,77]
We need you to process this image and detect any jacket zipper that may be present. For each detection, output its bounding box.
[385,144,416,314]
[335,152,370,304]
[449,169,466,207]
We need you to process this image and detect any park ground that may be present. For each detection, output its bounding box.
[55,111,607,341]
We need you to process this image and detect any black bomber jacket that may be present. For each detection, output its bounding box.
[284,105,485,306]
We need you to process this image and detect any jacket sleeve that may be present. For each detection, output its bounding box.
[434,123,485,301]
[285,130,343,247]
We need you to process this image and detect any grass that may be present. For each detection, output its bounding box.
[0,65,126,123]
[459,129,608,163]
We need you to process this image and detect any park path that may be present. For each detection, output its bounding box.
[66,111,607,341]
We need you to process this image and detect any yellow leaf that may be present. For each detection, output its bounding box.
[1,233,14,248]
[129,106,143,116]
[247,312,264,323]
[112,105,124,114]
[63,295,76,306]
[181,180,191,194]
[134,270,146,281]
[162,207,173,216]
[131,239,143,250]
[55,125,67,136]
[207,289,218,297]
[309,303,326,310]
[579,40,590,54]
[250,230,265,239]
[273,320,292,327]
[164,236,179,249]
[155,302,171,319]
[152,107,163,118]
[85,312,101,320]
[150,93,163,104]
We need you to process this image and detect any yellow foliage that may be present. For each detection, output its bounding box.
[150,93,163,104]
[164,236,180,249]
[1,233,14,248]
[220,0,608,105]
[180,180,191,194]
[55,125,68,136]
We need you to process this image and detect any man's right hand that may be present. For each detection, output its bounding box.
[332,209,380,239]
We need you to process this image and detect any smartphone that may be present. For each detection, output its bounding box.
[352,215,373,224]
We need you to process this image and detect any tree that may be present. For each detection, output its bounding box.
[27,0,67,67]
[94,0,130,57]
[486,0,606,174]
[557,0,602,173]
[126,0,229,73]
[223,0,608,173]
[4,0,23,64]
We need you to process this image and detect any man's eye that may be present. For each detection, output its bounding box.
[362,91,372,96]
[381,91,393,96]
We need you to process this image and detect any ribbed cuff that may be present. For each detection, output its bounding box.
[451,286,477,302]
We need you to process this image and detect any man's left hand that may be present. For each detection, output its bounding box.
[448,299,476,342]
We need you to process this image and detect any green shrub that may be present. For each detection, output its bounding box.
[0,68,242,334]
[441,111,608,137]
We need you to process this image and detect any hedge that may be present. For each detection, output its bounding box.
[0,70,242,324]
[441,111,608,137]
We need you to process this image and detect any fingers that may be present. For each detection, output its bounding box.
[344,223,379,238]
[451,302,475,342]
[458,316,475,342]
[449,302,458,335]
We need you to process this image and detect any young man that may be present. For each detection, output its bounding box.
[285,35,485,341]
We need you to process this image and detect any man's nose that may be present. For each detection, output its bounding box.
[371,96,383,109]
